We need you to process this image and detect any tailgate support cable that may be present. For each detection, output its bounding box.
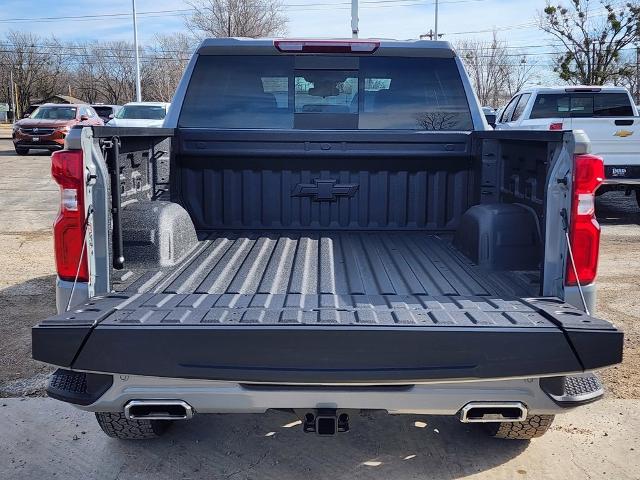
[65,206,94,312]
[561,208,590,315]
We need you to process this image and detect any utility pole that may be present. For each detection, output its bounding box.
[636,44,639,104]
[420,29,436,40]
[434,0,439,39]
[132,0,142,102]
[9,70,15,123]
[420,29,444,41]
[9,69,19,121]
[351,0,359,38]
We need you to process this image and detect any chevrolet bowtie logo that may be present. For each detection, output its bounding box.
[614,130,634,137]
[292,179,359,202]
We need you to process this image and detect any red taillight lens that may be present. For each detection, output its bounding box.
[51,150,88,282]
[549,122,563,130]
[274,39,380,53]
[566,153,604,286]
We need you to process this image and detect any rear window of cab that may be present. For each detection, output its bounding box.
[178,55,473,130]
[530,93,634,118]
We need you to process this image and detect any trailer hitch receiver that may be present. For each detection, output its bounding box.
[302,409,349,435]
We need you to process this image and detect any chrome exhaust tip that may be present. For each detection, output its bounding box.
[460,402,527,423]
[124,400,194,420]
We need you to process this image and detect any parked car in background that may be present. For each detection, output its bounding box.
[106,102,170,127]
[482,106,496,127]
[12,103,103,155]
[496,86,640,207]
[91,104,122,124]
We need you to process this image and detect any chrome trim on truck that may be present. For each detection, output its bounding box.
[459,402,528,423]
[124,400,194,420]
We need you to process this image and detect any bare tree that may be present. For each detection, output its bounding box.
[185,0,288,39]
[414,112,458,131]
[504,56,537,97]
[457,33,536,107]
[145,33,194,102]
[69,42,105,104]
[71,41,147,104]
[0,31,71,115]
[540,0,640,85]
[69,37,193,104]
[611,49,640,100]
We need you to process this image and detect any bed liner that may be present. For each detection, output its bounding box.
[114,232,537,297]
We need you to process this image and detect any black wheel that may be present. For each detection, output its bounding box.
[483,414,554,440]
[15,147,28,155]
[95,412,170,439]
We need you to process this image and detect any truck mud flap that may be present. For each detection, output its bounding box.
[32,294,623,383]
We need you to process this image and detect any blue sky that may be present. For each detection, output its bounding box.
[0,0,549,46]
[0,0,573,84]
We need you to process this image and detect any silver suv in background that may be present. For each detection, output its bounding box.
[106,101,170,128]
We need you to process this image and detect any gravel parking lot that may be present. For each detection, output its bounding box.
[0,137,638,478]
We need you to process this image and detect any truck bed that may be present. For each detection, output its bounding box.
[114,231,537,299]
[32,127,623,386]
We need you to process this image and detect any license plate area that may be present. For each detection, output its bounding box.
[606,165,640,179]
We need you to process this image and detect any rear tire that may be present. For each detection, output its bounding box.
[15,147,28,155]
[483,414,554,440]
[95,412,170,439]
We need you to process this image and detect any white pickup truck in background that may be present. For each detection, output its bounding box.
[496,86,640,207]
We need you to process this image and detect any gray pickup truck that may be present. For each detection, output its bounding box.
[33,38,623,441]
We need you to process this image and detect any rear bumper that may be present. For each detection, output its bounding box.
[13,130,65,149]
[51,372,577,415]
[32,294,623,384]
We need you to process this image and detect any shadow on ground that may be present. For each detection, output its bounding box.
[596,191,640,225]
[0,145,52,157]
[0,275,56,396]
[69,410,531,479]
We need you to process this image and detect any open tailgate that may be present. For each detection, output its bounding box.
[33,293,622,384]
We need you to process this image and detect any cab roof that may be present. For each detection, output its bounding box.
[517,86,631,95]
[196,37,456,58]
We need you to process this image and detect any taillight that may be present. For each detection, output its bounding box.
[549,122,563,130]
[51,150,88,282]
[566,153,604,286]
[274,39,380,53]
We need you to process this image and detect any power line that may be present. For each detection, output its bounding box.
[0,0,489,24]
[0,0,635,59]
[1,39,633,58]
[444,0,633,35]
[0,0,630,43]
